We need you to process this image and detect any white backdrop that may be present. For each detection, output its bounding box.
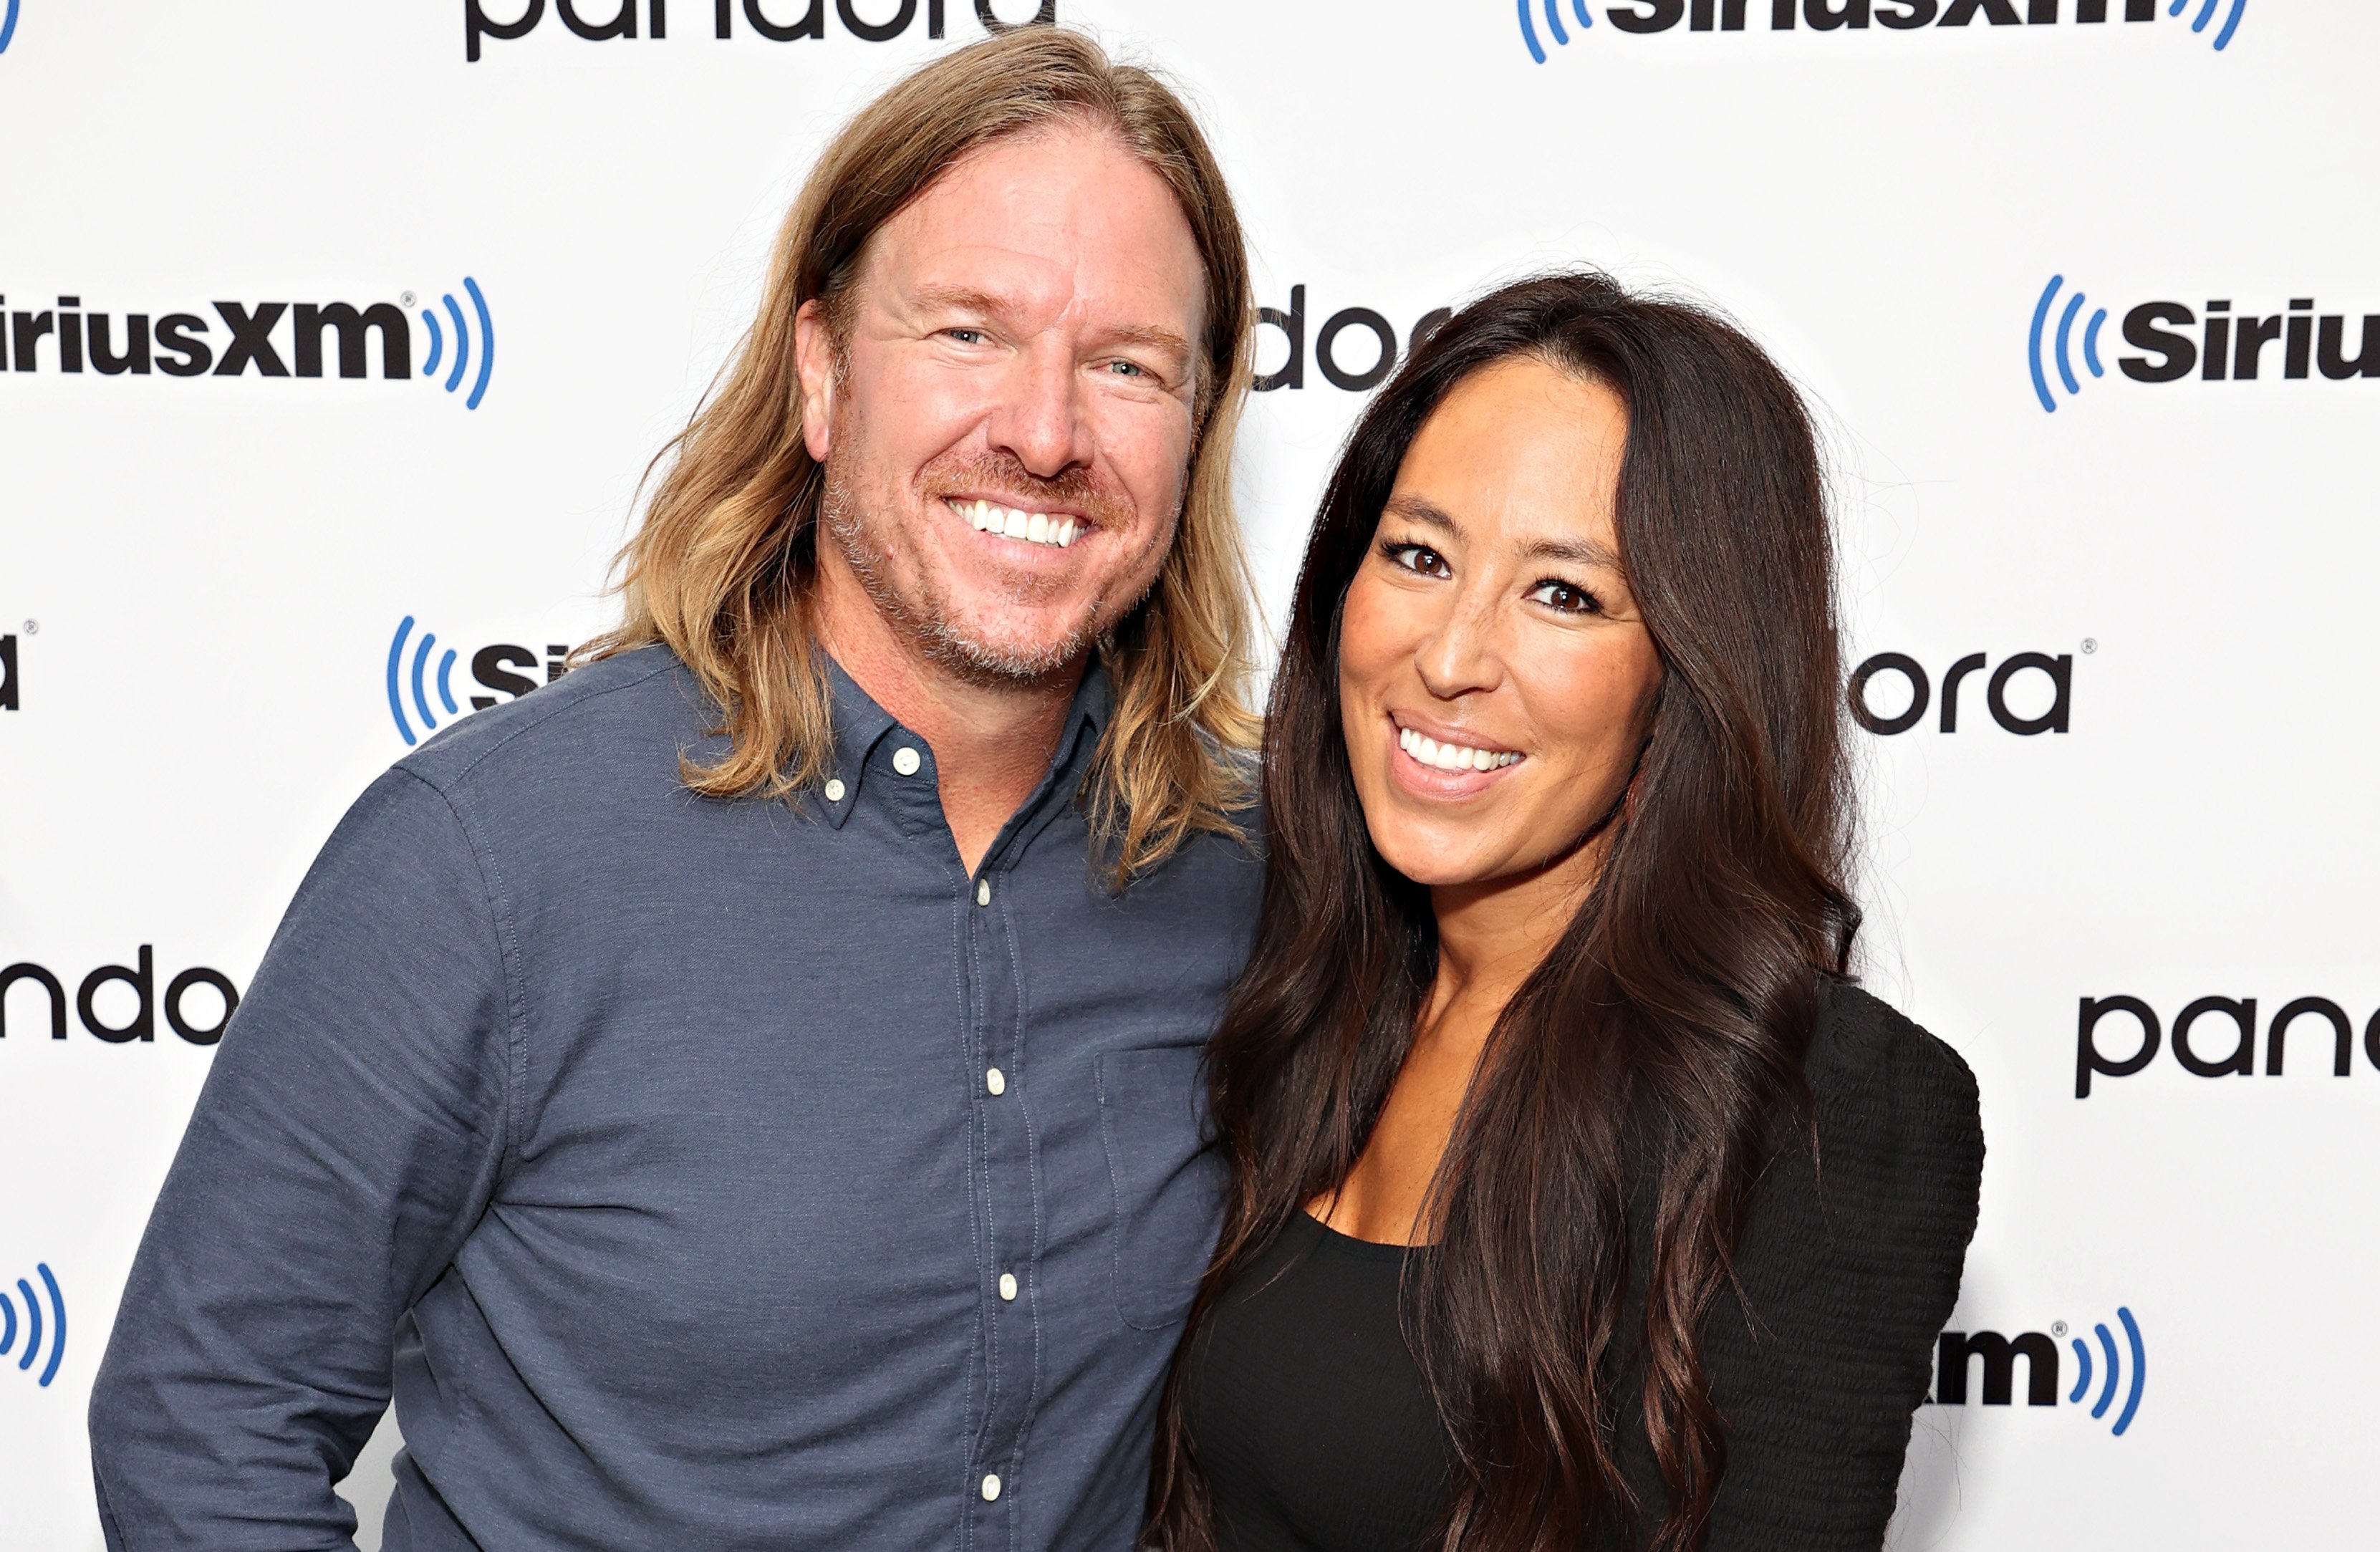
[4,2,2375,1547]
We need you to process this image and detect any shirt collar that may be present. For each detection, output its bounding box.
[816,652,1110,831]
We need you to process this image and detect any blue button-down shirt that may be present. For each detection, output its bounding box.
[90,645,1261,1551]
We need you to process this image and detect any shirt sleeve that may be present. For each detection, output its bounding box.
[1688,994,1986,1552]
[88,767,515,1551]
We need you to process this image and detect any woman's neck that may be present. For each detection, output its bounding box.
[1422,837,1604,1033]
[1308,838,1612,1246]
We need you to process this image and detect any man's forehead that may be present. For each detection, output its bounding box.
[859,127,1205,332]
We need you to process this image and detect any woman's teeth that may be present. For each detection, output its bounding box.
[1398,726,1521,772]
[960,498,1079,549]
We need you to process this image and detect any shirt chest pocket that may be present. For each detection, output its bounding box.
[1095,1044,1226,1331]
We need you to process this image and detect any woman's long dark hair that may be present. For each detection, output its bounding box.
[1147,271,1861,1552]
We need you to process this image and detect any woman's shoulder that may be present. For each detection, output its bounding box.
[1682,996,1984,1546]
[1802,977,1982,1160]
[1713,975,1984,1397]
[1750,977,1986,1276]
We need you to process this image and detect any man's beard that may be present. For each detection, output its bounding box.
[819,451,1124,688]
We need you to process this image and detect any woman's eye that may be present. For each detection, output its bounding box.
[1529,579,1602,615]
[1382,542,1450,578]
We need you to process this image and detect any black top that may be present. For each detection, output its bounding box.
[1180,1210,1452,1552]
[1178,981,1985,1552]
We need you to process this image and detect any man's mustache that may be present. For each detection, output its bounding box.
[918,453,1130,529]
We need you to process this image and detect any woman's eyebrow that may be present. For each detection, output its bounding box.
[1382,494,1465,538]
[1384,494,1622,572]
[1520,534,1622,571]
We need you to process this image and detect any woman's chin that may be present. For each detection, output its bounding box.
[1370,834,1507,892]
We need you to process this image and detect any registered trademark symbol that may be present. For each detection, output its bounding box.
[399,291,416,309]
[2081,639,2097,655]
[2052,1321,2068,1338]
[22,620,36,635]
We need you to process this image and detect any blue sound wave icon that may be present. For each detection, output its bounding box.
[0,0,19,55]
[387,615,460,747]
[0,1264,66,1388]
[2171,0,2245,52]
[2028,275,2109,414]
[2065,1306,2146,1436]
[418,278,495,411]
[1518,0,1591,64]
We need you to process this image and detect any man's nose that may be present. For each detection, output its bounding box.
[987,344,1092,479]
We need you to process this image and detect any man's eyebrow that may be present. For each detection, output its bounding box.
[1096,323,1193,360]
[907,287,1193,359]
[1381,494,1622,570]
[909,284,1014,317]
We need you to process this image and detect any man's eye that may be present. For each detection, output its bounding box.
[1104,360,1150,379]
[1528,579,1602,615]
[945,328,985,345]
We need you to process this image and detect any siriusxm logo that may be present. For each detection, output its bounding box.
[1256,286,1451,393]
[0,632,16,712]
[1928,1308,2147,1437]
[418,281,498,410]
[1518,0,1592,64]
[1,1263,65,1389]
[1522,0,2241,63]
[1,280,496,410]
[1847,650,2072,736]
[387,617,572,746]
[0,0,18,57]
[467,0,1056,62]
[1,950,239,1045]
[2077,994,2380,1097]
[2029,276,2379,412]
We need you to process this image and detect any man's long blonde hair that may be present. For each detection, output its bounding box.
[588,28,1260,880]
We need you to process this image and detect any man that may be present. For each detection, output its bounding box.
[90,29,1263,1550]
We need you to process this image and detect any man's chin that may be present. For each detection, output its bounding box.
[917,612,1099,686]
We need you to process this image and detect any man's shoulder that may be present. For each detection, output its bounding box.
[393,643,711,799]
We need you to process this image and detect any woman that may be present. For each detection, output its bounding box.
[1148,273,1983,1552]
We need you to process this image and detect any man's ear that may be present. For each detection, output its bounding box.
[794,298,837,463]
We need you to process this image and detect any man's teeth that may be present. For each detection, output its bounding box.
[960,498,1079,549]
[1398,726,1521,772]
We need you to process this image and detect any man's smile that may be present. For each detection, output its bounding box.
[948,496,1087,549]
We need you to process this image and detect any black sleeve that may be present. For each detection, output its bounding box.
[1687,983,1985,1552]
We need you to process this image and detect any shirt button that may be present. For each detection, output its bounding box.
[891,746,922,776]
[986,1067,1006,1096]
[823,778,847,803]
[981,1473,1002,1503]
[998,1271,1018,1301]
[975,879,991,907]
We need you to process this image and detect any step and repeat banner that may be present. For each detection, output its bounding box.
[2,1,2373,1546]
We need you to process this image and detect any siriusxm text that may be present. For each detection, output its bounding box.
[2119,299,2380,382]
[3,296,408,379]
[1601,0,2157,32]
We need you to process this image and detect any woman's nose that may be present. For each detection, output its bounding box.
[1412,586,1505,702]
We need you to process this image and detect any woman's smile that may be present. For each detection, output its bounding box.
[1385,713,1526,799]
